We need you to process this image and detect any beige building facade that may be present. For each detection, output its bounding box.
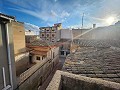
[40,23,62,43]
[12,21,26,55]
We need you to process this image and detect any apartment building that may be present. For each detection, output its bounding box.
[40,23,62,43]
[0,13,17,90]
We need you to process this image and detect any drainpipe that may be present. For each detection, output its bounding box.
[5,23,13,90]
[2,67,11,90]
[2,67,6,88]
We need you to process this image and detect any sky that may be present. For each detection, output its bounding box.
[1,0,120,28]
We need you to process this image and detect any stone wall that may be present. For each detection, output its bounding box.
[16,55,59,90]
[15,55,29,76]
[46,70,120,90]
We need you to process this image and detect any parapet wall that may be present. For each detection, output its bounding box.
[46,70,120,90]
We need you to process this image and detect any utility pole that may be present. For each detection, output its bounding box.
[81,13,84,36]
[81,13,84,29]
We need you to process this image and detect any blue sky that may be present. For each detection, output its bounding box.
[1,0,120,28]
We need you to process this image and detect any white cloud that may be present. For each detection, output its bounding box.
[51,10,58,17]
[6,0,71,25]
[24,22,40,31]
[9,8,58,22]
[47,23,53,26]
[60,11,70,18]
[54,0,58,2]
[7,0,120,28]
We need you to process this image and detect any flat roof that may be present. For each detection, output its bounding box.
[28,39,56,48]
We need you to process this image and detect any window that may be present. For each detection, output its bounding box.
[42,55,46,60]
[47,30,49,32]
[42,34,44,37]
[42,56,44,60]
[52,30,55,32]
[61,51,64,55]
[61,45,63,49]
[36,56,40,60]
[53,52,55,58]
[52,34,55,37]
[52,39,54,42]
[46,34,49,37]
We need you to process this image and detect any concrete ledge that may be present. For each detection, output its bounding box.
[46,70,120,90]
[46,70,62,90]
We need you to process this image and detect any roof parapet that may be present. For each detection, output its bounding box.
[47,70,120,90]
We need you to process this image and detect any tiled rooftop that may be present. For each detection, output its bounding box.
[58,39,70,42]
[28,40,55,47]
[47,70,120,90]
[73,39,111,48]
[63,40,120,83]
[30,50,47,56]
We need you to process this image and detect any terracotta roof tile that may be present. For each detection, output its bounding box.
[63,40,120,83]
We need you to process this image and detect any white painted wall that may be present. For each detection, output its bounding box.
[25,30,36,35]
[32,55,46,62]
[60,29,73,40]
[49,47,59,59]
[32,47,59,62]
[56,30,61,41]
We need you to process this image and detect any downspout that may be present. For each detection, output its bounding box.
[2,67,7,88]
[5,23,13,90]
[2,67,11,90]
